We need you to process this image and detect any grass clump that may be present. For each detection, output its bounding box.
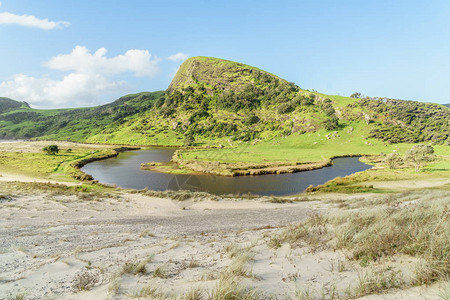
[153,264,169,279]
[122,255,153,275]
[208,272,259,300]
[270,190,449,293]
[182,286,204,300]
[353,268,405,297]
[268,212,329,252]
[131,281,164,299]
[6,293,26,300]
[333,192,449,278]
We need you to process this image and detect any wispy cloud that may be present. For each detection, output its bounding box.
[0,12,70,30]
[0,46,161,108]
[168,52,189,62]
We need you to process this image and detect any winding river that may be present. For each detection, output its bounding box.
[81,148,372,196]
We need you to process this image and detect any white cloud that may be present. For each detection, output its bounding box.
[0,74,126,107]
[0,12,70,30]
[45,46,160,77]
[0,46,161,108]
[168,52,189,62]
[0,2,2,7]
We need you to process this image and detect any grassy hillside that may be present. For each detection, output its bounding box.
[0,56,449,167]
[0,91,163,141]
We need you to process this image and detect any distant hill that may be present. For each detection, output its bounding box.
[444,103,450,108]
[0,92,163,141]
[0,56,448,146]
[0,97,29,113]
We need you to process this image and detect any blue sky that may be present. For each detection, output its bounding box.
[0,0,449,108]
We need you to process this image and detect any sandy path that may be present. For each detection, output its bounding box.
[364,177,450,190]
[0,172,81,186]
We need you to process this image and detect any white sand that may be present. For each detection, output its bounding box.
[0,188,447,299]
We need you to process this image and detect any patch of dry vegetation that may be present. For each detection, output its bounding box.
[270,190,449,296]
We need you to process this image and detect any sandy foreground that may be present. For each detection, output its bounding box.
[0,182,447,300]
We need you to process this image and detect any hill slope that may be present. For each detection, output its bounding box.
[0,92,163,141]
[0,56,449,149]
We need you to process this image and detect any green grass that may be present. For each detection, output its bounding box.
[179,122,449,164]
[0,146,116,181]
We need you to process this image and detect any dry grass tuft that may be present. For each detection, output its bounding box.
[268,212,329,252]
[208,272,259,300]
[182,286,204,300]
[153,264,169,279]
[121,255,153,275]
[6,293,26,300]
[131,281,164,298]
[353,268,405,298]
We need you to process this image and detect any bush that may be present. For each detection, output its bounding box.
[385,153,402,169]
[42,145,59,155]
[244,112,260,125]
[184,135,195,146]
[404,144,435,172]
[277,102,295,114]
[323,116,339,131]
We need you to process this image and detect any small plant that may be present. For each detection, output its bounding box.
[353,269,405,297]
[6,293,26,300]
[42,144,59,155]
[208,272,259,300]
[183,286,204,300]
[108,273,121,295]
[133,281,163,298]
[72,269,100,291]
[122,255,153,275]
[153,264,168,278]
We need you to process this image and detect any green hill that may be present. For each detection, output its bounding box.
[0,92,163,141]
[0,56,449,149]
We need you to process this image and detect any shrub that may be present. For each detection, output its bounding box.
[42,145,59,155]
[385,153,402,169]
[184,135,195,146]
[404,144,435,172]
[72,269,100,291]
[244,112,260,125]
[277,102,295,114]
[323,116,339,131]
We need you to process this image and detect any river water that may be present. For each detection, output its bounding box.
[81,148,372,196]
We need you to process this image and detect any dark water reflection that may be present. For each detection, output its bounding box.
[81,148,372,196]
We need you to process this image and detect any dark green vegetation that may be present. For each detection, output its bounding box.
[0,56,449,149]
[42,144,59,155]
[0,92,163,142]
[0,97,30,113]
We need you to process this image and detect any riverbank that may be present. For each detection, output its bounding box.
[0,141,141,183]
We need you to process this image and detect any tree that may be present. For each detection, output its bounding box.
[184,135,195,146]
[350,92,362,99]
[323,116,339,131]
[404,144,435,172]
[385,152,402,169]
[42,145,59,155]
